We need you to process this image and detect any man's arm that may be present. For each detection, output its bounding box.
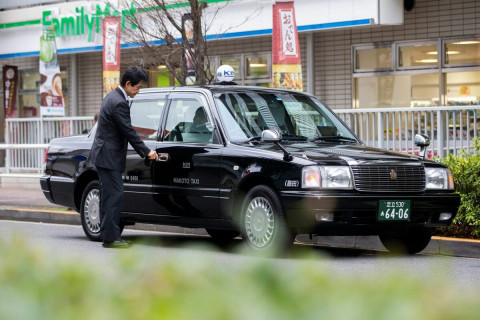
[112,101,158,161]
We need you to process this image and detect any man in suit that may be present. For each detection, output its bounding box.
[89,66,158,248]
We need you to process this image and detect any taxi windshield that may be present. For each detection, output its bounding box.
[214,91,358,143]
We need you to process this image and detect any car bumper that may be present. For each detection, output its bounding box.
[40,175,76,209]
[40,175,55,203]
[281,191,460,235]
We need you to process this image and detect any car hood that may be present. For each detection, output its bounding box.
[252,142,422,164]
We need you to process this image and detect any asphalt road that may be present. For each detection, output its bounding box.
[2,220,480,291]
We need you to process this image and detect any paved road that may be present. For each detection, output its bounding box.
[2,220,480,291]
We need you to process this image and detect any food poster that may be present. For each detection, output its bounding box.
[102,16,121,97]
[39,26,65,116]
[272,1,303,91]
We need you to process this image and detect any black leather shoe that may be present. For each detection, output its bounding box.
[102,239,132,248]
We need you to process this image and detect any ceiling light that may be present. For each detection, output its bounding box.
[426,51,459,55]
[249,63,267,68]
[452,41,480,45]
[415,59,437,63]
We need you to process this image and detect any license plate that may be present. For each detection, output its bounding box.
[378,200,410,221]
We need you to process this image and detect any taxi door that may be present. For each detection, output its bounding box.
[152,92,222,219]
[122,94,167,214]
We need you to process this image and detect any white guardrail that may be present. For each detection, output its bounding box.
[0,106,479,174]
[1,117,94,174]
[335,105,480,159]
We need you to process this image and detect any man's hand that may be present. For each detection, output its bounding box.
[147,150,158,161]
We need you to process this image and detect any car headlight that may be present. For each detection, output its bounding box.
[425,167,454,190]
[302,166,353,189]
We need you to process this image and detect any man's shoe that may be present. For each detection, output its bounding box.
[102,239,131,248]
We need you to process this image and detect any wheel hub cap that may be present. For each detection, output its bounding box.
[245,196,275,248]
[84,189,101,233]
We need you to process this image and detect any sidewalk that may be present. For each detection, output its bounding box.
[1,184,479,258]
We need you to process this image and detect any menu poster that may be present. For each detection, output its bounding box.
[272,1,303,91]
[3,65,18,118]
[39,26,65,116]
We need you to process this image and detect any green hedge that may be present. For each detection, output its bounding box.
[1,237,480,320]
[439,138,480,238]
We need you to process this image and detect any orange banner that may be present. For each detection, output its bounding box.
[272,1,303,91]
[103,16,121,96]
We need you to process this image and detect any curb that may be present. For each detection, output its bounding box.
[1,207,479,258]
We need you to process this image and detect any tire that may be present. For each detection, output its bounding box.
[240,185,294,254]
[379,228,433,254]
[80,180,102,241]
[206,228,240,242]
[80,180,125,242]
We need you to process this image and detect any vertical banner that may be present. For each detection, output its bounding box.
[272,1,303,91]
[40,26,65,116]
[3,65,18,118]
[183,14,195,85]
[103,16,122,97]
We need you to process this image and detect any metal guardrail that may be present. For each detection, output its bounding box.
[335,105,480,158]
[2,117,94,174]
[1,106,479,174]
[0,144,49,174]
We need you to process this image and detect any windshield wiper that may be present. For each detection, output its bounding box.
[246,136,262,142]
[281,134,308,141]
[310,136,358,143]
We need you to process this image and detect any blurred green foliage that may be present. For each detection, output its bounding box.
[440,138,480,238]
[1,237,480,320]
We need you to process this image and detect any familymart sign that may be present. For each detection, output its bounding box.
[42,3,137,42]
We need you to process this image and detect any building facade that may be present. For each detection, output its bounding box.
[0,0,479,123]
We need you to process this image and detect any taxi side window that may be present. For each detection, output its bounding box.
[164,97,213,144]
[130,98,166,140]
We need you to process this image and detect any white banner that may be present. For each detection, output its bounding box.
[40,26,65,116]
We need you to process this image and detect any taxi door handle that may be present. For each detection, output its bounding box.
[158,153,169,161]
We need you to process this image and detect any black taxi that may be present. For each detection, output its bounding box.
[41,84,460,254]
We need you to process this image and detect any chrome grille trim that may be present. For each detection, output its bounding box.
[351,165,425,192]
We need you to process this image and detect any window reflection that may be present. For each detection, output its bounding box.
[445,40,480,65]
[355,74,439,108]
[445,71,480,106]
[398,43,438,67]
[220,57,241,79]
[355,47,392,70]
[246,56,269,77]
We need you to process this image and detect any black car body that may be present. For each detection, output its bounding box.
[41,86,460,253]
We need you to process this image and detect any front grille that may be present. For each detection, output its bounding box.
[351,165,425,192]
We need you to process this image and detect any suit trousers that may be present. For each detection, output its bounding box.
[97,166,124,242]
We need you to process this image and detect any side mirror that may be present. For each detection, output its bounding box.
[414,134,430,148]
[261,130,292,161]
[261,129,281,143]
[414,134,430,159]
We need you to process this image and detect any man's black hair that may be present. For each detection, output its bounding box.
[120,66,148,87]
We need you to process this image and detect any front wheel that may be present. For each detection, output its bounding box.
[379,228,433,254]
[240,185,294,254]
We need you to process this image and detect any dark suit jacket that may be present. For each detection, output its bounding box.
[89,87,150,172]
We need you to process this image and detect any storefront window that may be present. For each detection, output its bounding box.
[213,53,272,86]
[445,40,480,66]
[445,71,480,106]
[355,73,439,108]
[398,43,438,68]
[355,46,392,71]
[246,55,269,78]
[220,57,241,79]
